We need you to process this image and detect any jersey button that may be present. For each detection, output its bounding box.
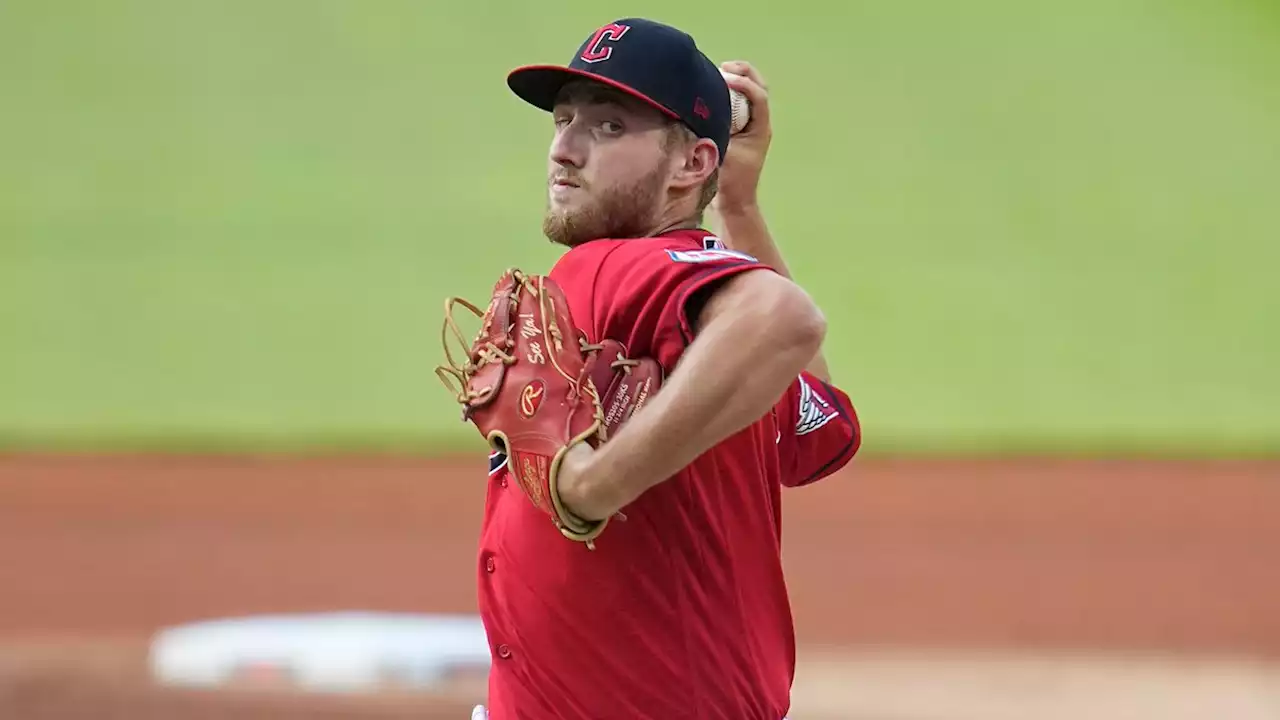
[485,556,496,573]
[499,477,508,489]
[496,644,512,659]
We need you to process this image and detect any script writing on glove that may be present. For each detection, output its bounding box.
[435,268,663,549]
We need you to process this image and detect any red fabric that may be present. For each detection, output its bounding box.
[476,230,860,720]
[776,371,861,488]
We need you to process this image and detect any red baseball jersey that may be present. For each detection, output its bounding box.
[476,229,860,720]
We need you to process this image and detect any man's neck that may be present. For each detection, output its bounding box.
[646,208,702,238]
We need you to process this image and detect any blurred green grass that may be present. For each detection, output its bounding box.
[1,0,1277,456]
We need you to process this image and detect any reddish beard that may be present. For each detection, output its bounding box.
[542,162,668,247]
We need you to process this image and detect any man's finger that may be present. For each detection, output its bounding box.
[723,72,767,106]
[720,60,768,92]
[722,71,770,130]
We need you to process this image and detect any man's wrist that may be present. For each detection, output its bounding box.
[556,445,620,522]
[713,199,762,219]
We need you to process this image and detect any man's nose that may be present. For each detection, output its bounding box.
[549,126,586,170]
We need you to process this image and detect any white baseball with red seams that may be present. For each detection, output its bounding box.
[721,69,751,134]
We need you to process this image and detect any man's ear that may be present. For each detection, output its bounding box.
[671,138,719,192]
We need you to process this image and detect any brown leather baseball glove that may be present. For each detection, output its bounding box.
[435,268,662,549]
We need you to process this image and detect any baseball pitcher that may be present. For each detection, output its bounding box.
[436,17,861,720]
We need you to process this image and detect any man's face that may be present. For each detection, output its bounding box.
[543,82,677,247]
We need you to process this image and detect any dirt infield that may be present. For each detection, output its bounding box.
[1,454,1278,717]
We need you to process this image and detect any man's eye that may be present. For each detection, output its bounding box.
[601,120,623,133]
[553,115,571,128]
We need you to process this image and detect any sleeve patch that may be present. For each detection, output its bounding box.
[665,248,759,264]
[795,375,839,436]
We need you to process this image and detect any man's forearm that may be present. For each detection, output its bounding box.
[559,277,825,520]
[711,204,832,382]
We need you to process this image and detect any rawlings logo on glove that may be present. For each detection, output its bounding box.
[435,268,663,549]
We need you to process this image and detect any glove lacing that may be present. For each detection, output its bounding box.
[435,295,517,406]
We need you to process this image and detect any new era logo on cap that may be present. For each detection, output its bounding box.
[506,18,732,165]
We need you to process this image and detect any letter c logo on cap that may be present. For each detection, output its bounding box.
[581,23,630,64]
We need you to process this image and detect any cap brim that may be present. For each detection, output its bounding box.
[507,65,680,120]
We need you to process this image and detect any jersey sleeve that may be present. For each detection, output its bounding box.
[776,371,861,487]
[595,237,774,371]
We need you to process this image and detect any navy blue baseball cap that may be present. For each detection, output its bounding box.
[507,18,732,165]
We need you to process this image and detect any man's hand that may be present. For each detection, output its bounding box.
[713,61,772,215]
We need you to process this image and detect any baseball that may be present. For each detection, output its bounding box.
[721,69,751,134]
